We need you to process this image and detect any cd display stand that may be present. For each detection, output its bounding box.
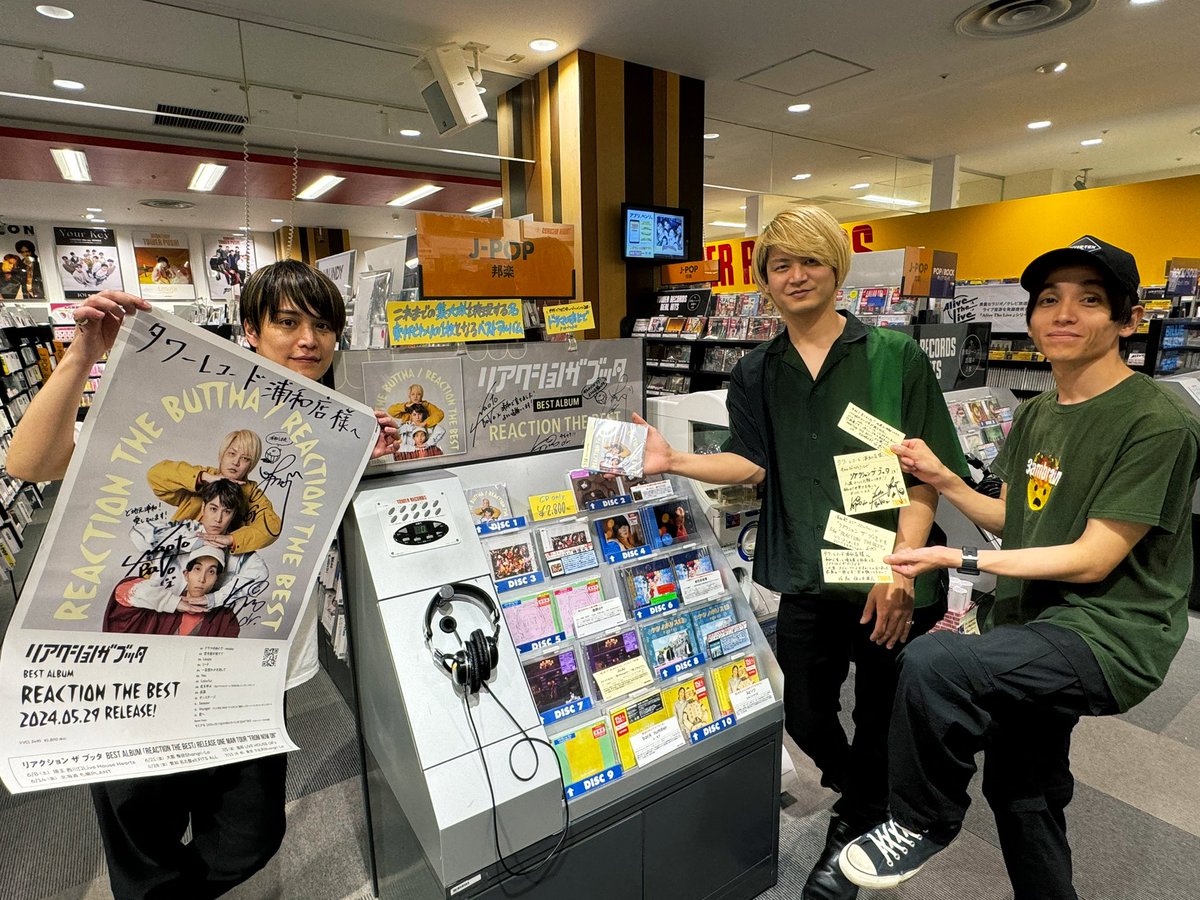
[341,448,784,900]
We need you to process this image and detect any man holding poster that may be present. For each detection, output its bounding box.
[1,260,396,899]
[637,207,966,900]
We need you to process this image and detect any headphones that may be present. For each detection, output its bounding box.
[423,583,502,695]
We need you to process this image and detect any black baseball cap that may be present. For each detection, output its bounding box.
[1020,235,1142,321]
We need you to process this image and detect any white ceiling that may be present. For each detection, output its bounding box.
[2,0,1198,241]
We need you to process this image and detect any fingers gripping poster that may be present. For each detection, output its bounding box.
[0,309,375,792]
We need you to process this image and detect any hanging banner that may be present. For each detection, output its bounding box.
[0,309,375,792]
[202,234,258,300]
[54,227,124,299]
[386,299,525,345]
[416,213,575,298]
[133,232,195,301]
[703,237,758,294]
[943,281,1028,334]
[1,223,46,300]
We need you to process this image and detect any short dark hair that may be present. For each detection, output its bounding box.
[198,478,247,530]
[239,259,346,336]
[14,240,34,254]
[186,555,224,574]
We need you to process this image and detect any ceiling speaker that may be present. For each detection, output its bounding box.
[412,44,488,137]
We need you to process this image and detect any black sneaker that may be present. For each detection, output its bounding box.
[837,819,947,889]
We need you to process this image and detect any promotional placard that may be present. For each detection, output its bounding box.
[54,227,124,299]
[0,309,376,792]
[202,234,257,300]
[133,232,195,301]
[703,237,758,294]
[544,302,595,335]
[942,281,1027,333]
[660,259,719,285]
[386,299,525,345]
[1,223,46,300]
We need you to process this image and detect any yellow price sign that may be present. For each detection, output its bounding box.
[544,302,595,335]
[528,490,579,522]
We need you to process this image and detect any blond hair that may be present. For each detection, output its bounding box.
[751,207,852,293]
[219,429,263,469]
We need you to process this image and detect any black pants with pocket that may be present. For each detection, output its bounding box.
[887,623,1117,900]
[90,751,288,900]
[775,591,946,829]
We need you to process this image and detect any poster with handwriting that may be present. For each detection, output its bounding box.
[833,449,909,516]
[0,309,375,792]
[361,356,466,462]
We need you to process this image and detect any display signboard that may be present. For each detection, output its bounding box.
[334,338,644,472]
[660,259,718,285]
[889,322,991,391]
[385,299,525,346]
[654,289,711,316]
[703,237,757,294]
[0,309,375,792]
[544,302,596,335]
[943,281,1028,334]
[901,247,958,299]
[416,213,575,299]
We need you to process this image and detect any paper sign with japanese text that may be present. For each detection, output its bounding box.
[544,302,596,335]
[833,449,909,516]
[386,299,524,346]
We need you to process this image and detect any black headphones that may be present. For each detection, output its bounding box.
[423,583,502,695]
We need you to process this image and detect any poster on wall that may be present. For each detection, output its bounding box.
[133,232,195,301]
[53,227,124,299]
[0,223,46,300]
[943,281,1028,334]
[202,234,258,299]
[351,270,392,350]
[0,309,375,793]
[316,250,356,303]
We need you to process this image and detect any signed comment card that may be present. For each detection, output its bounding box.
[821,549,894,584]
[823,510,896,557]
[837,402,905,452]
[833,449,909,516]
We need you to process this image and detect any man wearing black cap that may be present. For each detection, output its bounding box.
[836,236,1200,899]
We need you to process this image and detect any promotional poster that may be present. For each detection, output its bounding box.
[53,227,124,299]
[133,232,195,301]
[202,234,257,299]
[0,309,375,792]
[1,224,45,300]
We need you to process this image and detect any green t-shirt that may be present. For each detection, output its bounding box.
[725,313,969,603]
[988,374,1200,711]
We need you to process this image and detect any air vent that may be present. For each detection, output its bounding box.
[154,104,247,135]
[955,0,1095,38]
[139,199,196,210]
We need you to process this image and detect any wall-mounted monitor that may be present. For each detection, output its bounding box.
[621,204,689,261]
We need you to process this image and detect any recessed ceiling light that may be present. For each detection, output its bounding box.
[1036,61,1069,74]
[1080,138,1104,146]
[709,220,746,228]
[270,218,285,224]
[237,226,251,232]
[388,184,443,207]
[85,207,102,212]
[188,162,227,192]
[849,182,870,190]
[529,38,559,52]
[90,219,105,224]
[858,154,872,160]
[738,205,746,210]
[467,198,505,213]
[703,132,720,140]
[1027,120,1052,130]
[792,173,812,181]
[36,5,74,19]
[84,213,94,219]
[398,128,421,137]
[52,79,84,91]
[1130,0,1161,5]
[787,103,812,113]
[296,175,345,200]
[50,147,89,181]
[860,194,921,207]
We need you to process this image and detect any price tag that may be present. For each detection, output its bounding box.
[689,714,736,745]
[729,680,775,718]
[628,719,687,766]
[529,490,579,521]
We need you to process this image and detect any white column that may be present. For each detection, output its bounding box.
[930,155,961,211]
[744,195,766,236]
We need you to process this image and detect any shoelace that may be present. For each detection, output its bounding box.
[866,820,924,868]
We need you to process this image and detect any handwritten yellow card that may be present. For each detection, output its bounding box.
[823,510,896,557]
[821,549,894,584]
[838,402,905,452]
[591,656,654,700]
[833,449,909,516]
[544,301,596,335]
[386,299,525,346]
[528,490,579,521]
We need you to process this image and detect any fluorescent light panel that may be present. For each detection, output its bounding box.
[296,175,345,200]
[50,147,89,181]
[467,198,504,213]
[859,194,921,207]
[188,162,227,192]
[709,220,746,228]
[1080,138,1103,146]
[52,79,85,91]
[388,184,443,207]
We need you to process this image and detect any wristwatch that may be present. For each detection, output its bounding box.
[957,546,980,576]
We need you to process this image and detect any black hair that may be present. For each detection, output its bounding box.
[1025,269,1138,326]
[14,240,35,254]
[239,259,346,336]
[198,478,248,530]
[186,555,225,574]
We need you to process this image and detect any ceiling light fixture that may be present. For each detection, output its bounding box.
[849,182,870,190]
[90,219,105,224]
[35,5,74,19]
[1130,0,1161,5]
[270,218,285,224]
[187,162,227,192]
[791,173,812,181]
[467,198,505,213]
[84,213,94,219]
[1080,137,1103,146]
[388,184,443,207]
[52,78,84,91]
[237,226,251,232]
[529,38,559,52]
[50,147,89,181]
[398,128,421,138]
[703,182,768,194]
[859,194,921,207]
[296,175,345,200]
[703,132,720,140]
[709,220,746,228]
[1036,61,1069,74]
[86,206,102,212]
[405,258,420,269]
[476,86,487,95]
[787,102,812,113]
[1027,120,1052,129]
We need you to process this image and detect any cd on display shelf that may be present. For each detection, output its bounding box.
[646,498,695,547]
[593,510,651,563]
[663,674,714,740]
[501,589,564,654]
[610,690,678,771]
[523,645,592,725]
[485,531,544,593]
[537,519,600,577]
[569,468,631,511]
[583,627,654,701]
[640,612,703,680]
[551,717,624,799]
[619,556,680,618]
[553,576,625,639]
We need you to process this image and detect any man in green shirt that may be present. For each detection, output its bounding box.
[839,236,1200,900]
[639,206,967,900]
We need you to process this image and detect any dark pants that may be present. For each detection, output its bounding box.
[90,752,289,900]
[888,623,1117,900]
[775,592,946,827]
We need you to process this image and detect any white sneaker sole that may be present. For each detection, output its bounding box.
[837,845,924,890]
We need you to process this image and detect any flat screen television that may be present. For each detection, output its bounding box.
[621,204,689,261]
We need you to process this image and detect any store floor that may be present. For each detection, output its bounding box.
[3,498,1200,898]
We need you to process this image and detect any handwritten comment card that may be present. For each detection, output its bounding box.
[821,549,894,584]
[838,402,905,452]
[833,449,909,515]
[824,510,896,557]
